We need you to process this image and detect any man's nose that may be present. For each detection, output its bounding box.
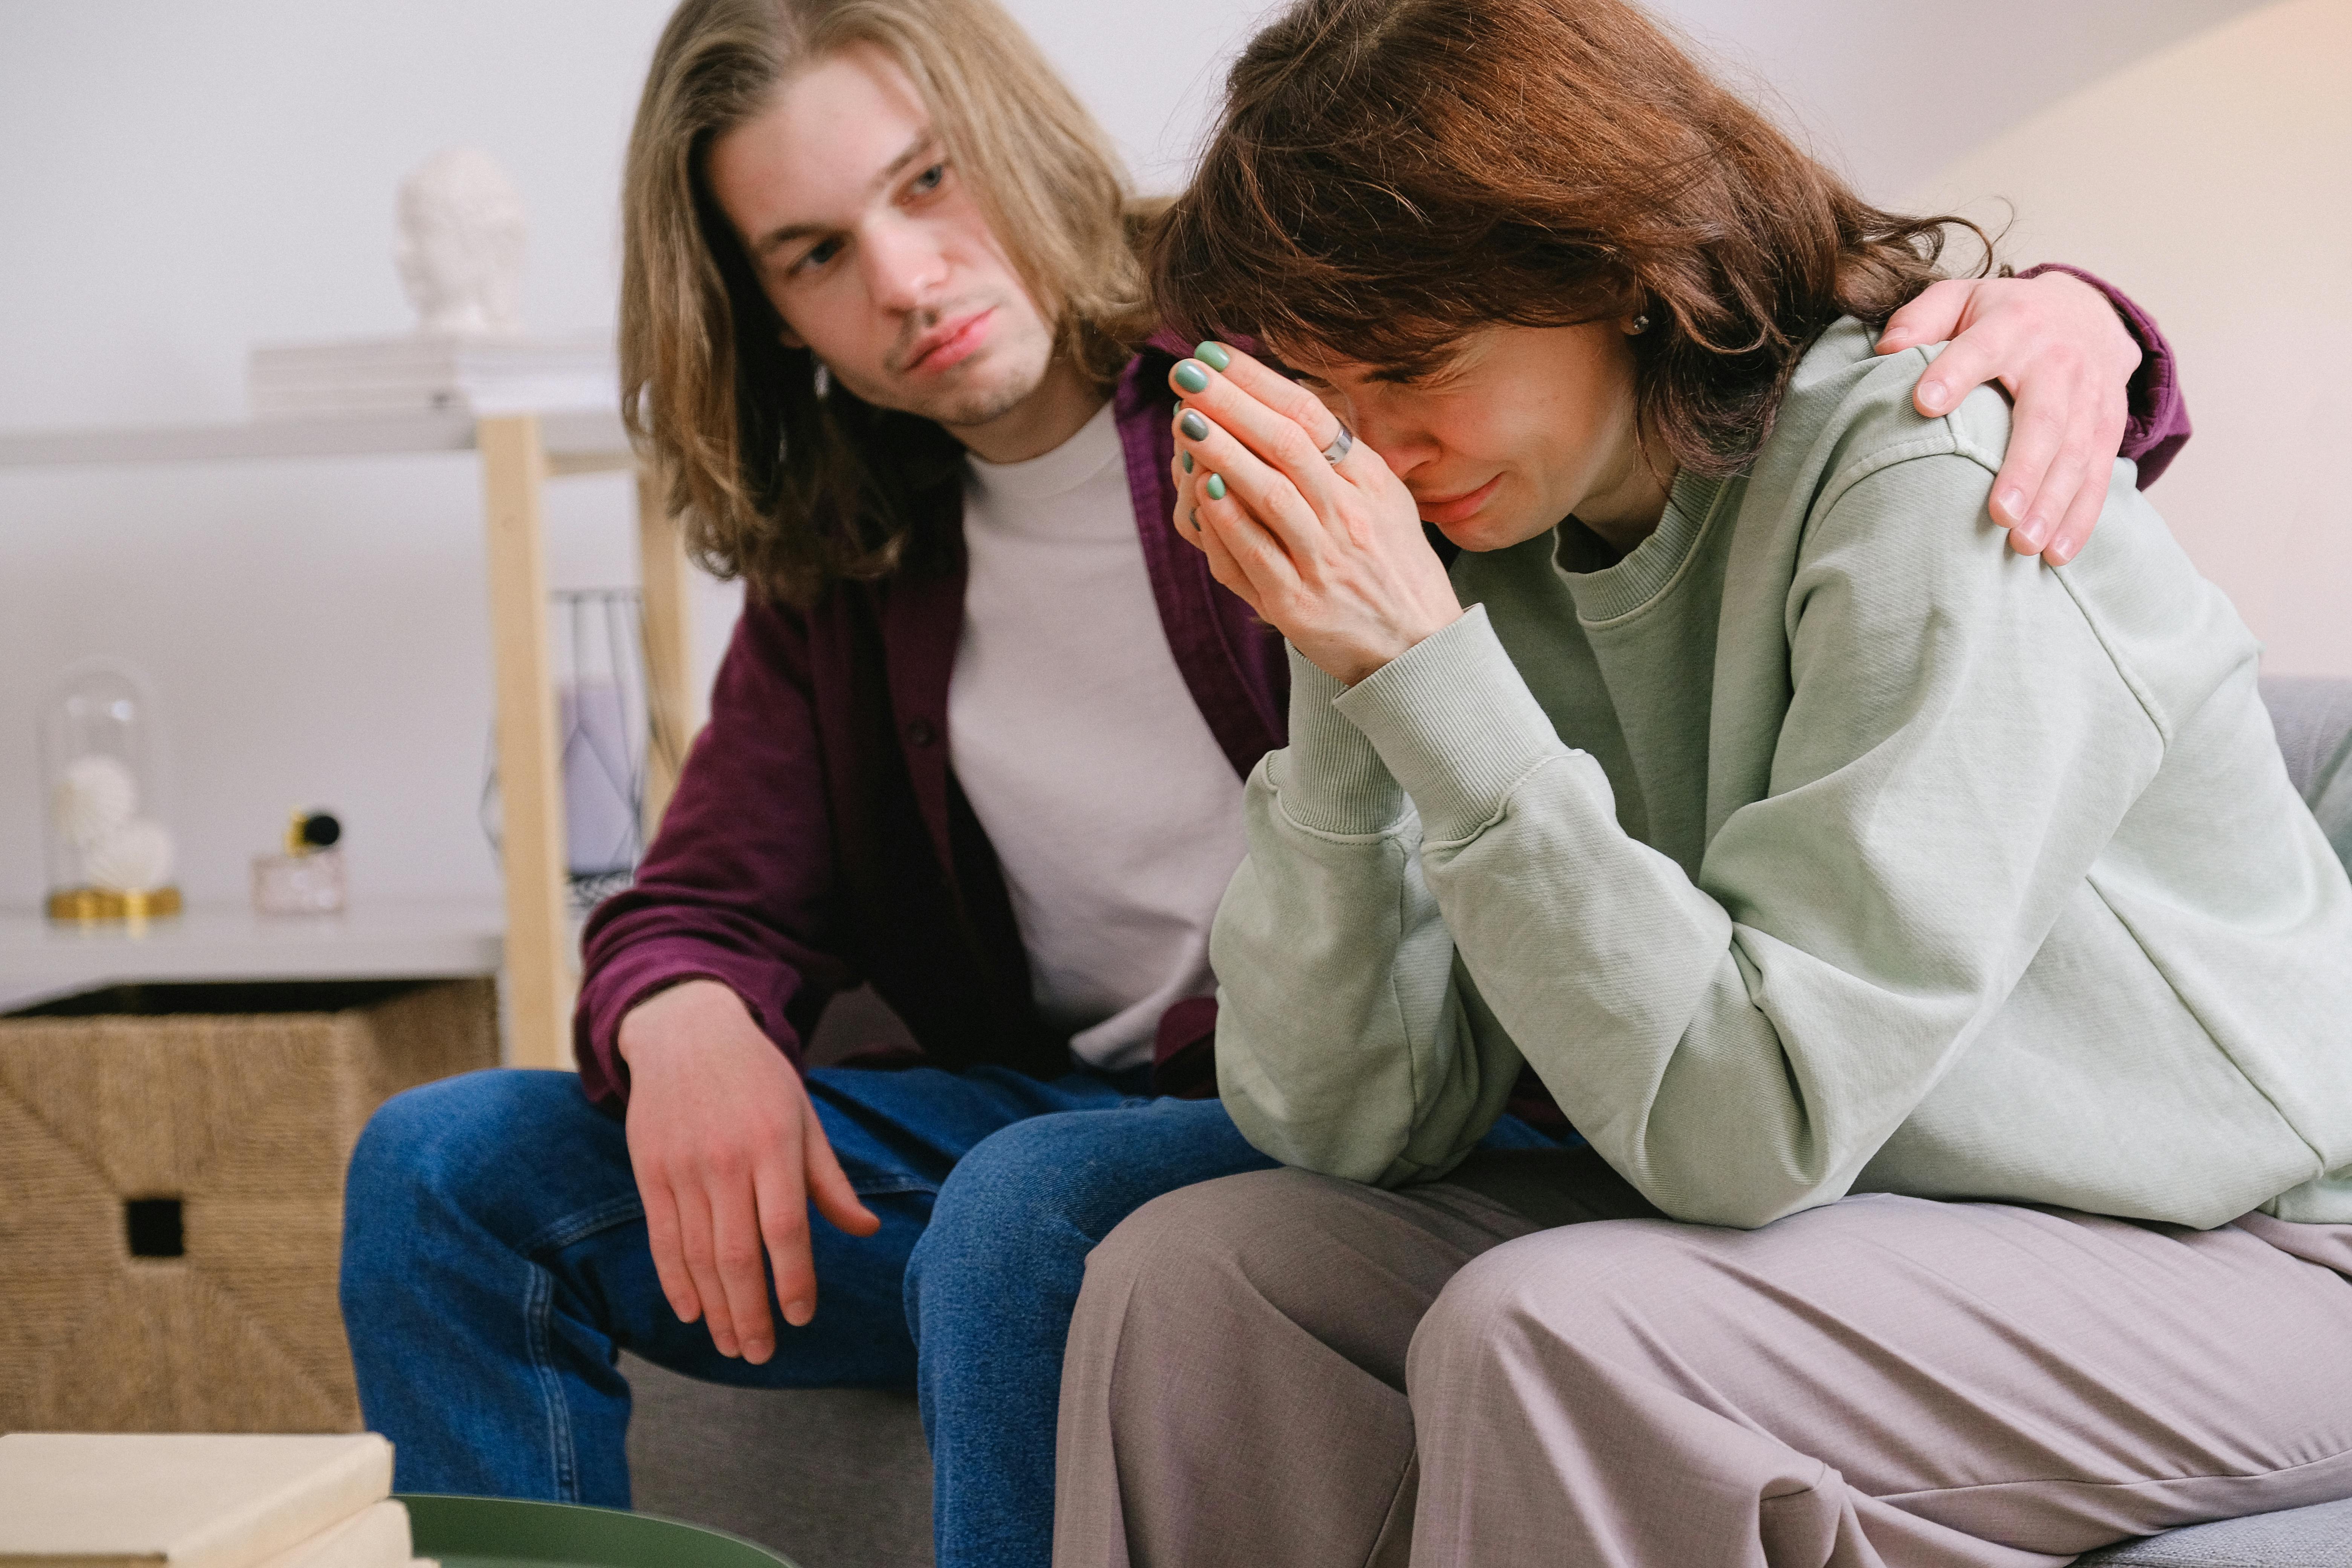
[862,215,948,314]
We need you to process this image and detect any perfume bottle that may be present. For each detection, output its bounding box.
[252,809,347,916]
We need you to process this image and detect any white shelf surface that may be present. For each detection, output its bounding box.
[0,408,630,469]
[0,898,505,1014]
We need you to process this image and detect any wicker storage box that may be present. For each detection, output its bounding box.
[0,977,498,1433]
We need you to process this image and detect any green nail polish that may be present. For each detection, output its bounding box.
[1194,341,1232,372]
[1205,474,1227,501]
[1180,410,1209,441]
[1182,452,1194,473]
[1174,360,1210,393]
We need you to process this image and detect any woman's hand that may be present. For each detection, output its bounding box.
[1168,343,1462,685]
[1878,271,2140,565]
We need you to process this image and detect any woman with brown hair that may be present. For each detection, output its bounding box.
[1047,0,2352,1563]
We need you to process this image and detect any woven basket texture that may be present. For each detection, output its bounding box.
[0,978,497,1433]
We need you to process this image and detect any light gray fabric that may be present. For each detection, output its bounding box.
[2262,676,2352,870]
[624,1354,934,1568]
[2079,1496,2352,1567]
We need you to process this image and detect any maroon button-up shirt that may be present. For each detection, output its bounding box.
[576,284,2191,1110]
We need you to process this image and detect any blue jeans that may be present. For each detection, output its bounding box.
[340,1064,1553,1567]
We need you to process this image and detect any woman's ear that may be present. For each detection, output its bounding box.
[776,322,808,350]
[1624,311,1652,337]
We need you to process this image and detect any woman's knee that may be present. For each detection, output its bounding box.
[1090,1168,1334,1284]
[1408,1220,1692,1392]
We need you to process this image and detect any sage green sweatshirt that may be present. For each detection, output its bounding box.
[1212,318,2352,1230]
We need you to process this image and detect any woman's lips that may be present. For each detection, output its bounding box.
[1414,473,1503,526]
[904,308,994,376]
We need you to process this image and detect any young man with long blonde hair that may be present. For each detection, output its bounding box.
[339,0,2193,1562]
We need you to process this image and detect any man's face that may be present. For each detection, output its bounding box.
[706,44,1058,435]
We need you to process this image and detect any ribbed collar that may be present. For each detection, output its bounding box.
[1555,471,1732,626]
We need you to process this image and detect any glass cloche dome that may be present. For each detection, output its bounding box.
[40,659,181,922]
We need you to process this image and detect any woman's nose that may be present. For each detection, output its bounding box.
[1352,411,1439,481]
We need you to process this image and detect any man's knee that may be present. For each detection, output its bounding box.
[921,1110,1129,1253]
[908,1111,1113,1305]
[346,1068,604,1230]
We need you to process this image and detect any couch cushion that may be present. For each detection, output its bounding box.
[2261,675,2352,870]
[623,1353,933,1568]
[2078,1496,2352,1567]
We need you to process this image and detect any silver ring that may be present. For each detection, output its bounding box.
[1321,423,1354,465]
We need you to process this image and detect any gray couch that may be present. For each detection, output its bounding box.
[629,676,2352,1568]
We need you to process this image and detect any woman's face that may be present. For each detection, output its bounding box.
[1278,319,1669,554]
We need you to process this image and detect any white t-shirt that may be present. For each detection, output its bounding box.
[950,400,1249,1070]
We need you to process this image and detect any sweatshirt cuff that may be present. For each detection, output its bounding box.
[1274,643,1407,833]
[1333,606,1568,844]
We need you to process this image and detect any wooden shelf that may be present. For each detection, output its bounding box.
[0,407,693,1066]
[0,408,633,475]
[0,899,505,1016]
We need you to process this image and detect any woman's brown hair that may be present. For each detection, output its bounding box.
[1152,0,1994,479]
[622,0,1155,604]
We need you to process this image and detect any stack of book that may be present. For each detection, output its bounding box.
[247,335,618,420]
[0,1433,426,1568]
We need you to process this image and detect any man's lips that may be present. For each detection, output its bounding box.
[902,308,994,376]
[1413,473,1503,526]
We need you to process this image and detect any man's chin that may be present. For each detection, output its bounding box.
[923,380,1037,431]
[856,343,1034,428]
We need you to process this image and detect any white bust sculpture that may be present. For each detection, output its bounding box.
[395,149,527,337]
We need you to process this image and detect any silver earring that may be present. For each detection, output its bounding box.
[813,360,833,399]
[1630,314,1652,335]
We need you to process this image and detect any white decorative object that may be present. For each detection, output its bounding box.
[395,148,527,337]
[52,755,139,849]
[39,660,182,920]
[245,149,617,420]
[85,819,176,893]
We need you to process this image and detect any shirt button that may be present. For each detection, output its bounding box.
[906,718,938,747]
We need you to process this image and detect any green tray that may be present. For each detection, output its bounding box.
[399,1494,800,1568]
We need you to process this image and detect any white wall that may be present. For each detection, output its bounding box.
[0,0,2278,910]
[1910,0,2352,679]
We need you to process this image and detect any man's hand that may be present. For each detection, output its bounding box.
[617,979,879,1363]
[1879,271,2141,566]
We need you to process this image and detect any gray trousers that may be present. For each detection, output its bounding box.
[1053,1148,2352,1568]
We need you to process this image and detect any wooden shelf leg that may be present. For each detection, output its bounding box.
[479,415,574,1070]
[635,469,698,844]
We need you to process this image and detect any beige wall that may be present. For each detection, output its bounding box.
[1910,0,2352,677]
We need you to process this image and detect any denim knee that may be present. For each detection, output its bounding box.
[903,1109,1131,1319]
[345,1068,605,1251]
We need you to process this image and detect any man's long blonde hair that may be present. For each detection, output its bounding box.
[622,0,1155,604]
